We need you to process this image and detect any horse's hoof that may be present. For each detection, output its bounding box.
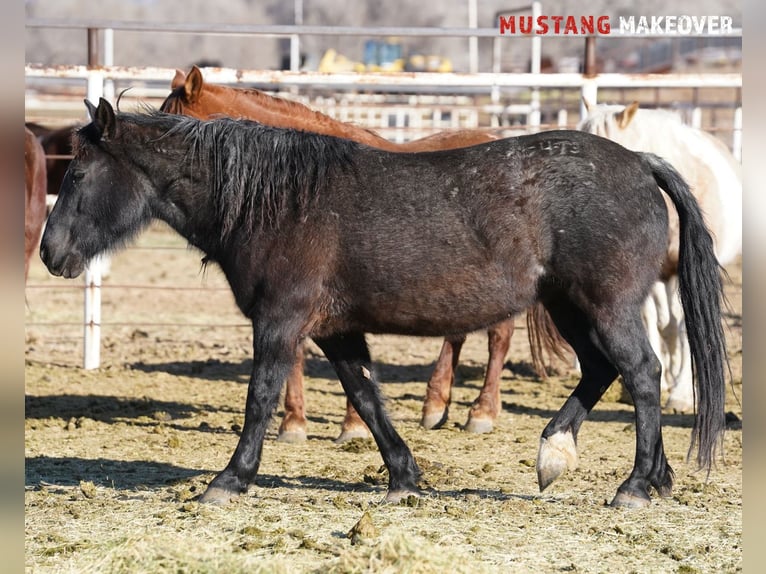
[383,488,422,504]
[655,483,673,498]
[610,490,651,508]
[334,427,371,444]
[664,394,694,413]
[276,429,307,443]
[420,410,448,430]
[199,486,239,505]
[536,431,578,492]
[463,416,494,434]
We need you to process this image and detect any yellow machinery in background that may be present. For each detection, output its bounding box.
[318,39,452,73]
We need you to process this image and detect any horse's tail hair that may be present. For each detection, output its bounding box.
[526,302,572,379]
[642,151,728,473]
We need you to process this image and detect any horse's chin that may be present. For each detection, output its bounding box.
[44,254,87,279]
[60,263,86,279]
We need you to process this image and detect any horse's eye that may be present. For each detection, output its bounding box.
[69,170,85,182]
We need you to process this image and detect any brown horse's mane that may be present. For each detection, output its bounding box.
[226,85,387,142]
[162,67,498,151]
[163,69,393,149]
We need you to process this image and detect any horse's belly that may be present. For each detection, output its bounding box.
[341,264,538,337]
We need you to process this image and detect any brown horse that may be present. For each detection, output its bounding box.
[161,66,568,441]
[24,127,46,282]
[25,126,47,282]
[26,122,78,200]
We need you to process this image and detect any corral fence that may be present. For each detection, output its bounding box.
[25,16,742,369]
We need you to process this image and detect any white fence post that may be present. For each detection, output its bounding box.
[83,70,104,370]
[732,107,742,162]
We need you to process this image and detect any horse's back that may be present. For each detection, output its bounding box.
[317,130,668,334]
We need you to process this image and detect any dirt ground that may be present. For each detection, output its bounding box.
[24,222,742,573]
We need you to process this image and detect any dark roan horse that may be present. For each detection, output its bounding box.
[41,99,728,508]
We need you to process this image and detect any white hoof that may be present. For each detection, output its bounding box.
[463,416,494,434]
[420,410,448,430]
[276,429,308,443]
[334,427,371,443]
[536,430,578,492]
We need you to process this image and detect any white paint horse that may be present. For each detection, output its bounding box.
[578,101,741,411]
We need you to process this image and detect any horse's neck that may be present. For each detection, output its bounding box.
[211,87,397,150]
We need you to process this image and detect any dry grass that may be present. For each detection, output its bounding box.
[25,225,742,573]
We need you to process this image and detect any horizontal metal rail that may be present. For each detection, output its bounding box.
[25,64,742,90]
[26,18,742,39]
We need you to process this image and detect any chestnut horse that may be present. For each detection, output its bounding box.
[161,66,568,441]
[25,126,47,281]
[26,122,78,201]
[578,101,741,412]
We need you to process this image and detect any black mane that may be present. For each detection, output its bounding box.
[82,110,359,240]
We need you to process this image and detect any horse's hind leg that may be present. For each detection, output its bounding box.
[642,281,671,393]
[594,308,674,507]
[421,334,466,429]
[538,297,673,507]
[464,319,513,434]
[536,298,619,492]
[315,333,421,502]
[663,276,695,412]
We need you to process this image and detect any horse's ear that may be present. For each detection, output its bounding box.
[84,98,98,122]
[171,69,186,89]
[184,65,205,103]
[617,101,640,128]
[92,97,117,140]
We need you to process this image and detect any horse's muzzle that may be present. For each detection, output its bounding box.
[39,239,86,279]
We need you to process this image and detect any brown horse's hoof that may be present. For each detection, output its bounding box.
[463,416,494,434]
[199,486,239,505]
[420,410,448,430]
[610,491,651,508]
[334,427,371,444]
[276,429,308,443]
[536,431,578,492]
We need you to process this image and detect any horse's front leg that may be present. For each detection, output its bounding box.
[277,347,309,443]
[314,332,421,502]
[200,323,297,504]
[421,334,465,429]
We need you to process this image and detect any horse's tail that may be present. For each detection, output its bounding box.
[642,151,729,473]
[527,302,572,379]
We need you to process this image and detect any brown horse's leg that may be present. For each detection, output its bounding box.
[421,335,466,429]
[277,346,308,443]
[335,401,372,443]
[464,319,514,433]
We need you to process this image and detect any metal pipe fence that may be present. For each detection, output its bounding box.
[25,18,742,370]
